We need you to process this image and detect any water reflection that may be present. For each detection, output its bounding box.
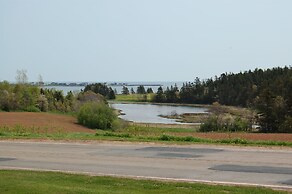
[111,103,208,124]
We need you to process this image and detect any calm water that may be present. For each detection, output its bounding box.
[111,103,208,124]
[43,86,84,94]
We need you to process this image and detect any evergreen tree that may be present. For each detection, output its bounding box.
[154,86,165,102]
[122,86,130,95]
[146,87,153,93]
[136,85,146,94]
[84,83,115,99]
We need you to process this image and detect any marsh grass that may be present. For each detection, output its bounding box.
[115,94,155,102]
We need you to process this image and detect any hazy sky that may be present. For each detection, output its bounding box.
[1,0,292,82]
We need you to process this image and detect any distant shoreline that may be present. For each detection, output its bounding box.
[42,82,163,87]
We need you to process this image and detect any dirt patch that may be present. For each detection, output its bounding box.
[0,112,94,133]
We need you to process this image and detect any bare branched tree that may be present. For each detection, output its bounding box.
[15,69,28,84]
[38,74,44,86]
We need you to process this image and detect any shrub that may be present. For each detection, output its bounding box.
[77,102,117,130]
[199,116,219,132]
[24,105,41,112]
[37,95,48,112]
[231,117,249,132]
[279,116,292,133]
[200,115,250,132]
[159,134,174,141]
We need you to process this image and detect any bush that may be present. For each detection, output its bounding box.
[37,95,48,112]
[279,116,292,133]
[199,116,219,132]
[159,134,174,141]
[77,102,117,130]
[200,115,250,132]
[24,105,41,112]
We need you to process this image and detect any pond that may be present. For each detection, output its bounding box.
[111,103,208,124]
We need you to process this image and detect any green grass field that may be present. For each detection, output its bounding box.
[0,170,289,194]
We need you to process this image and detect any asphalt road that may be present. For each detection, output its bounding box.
[0,141,292,190]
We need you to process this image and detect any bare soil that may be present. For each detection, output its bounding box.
[0,112,94,133]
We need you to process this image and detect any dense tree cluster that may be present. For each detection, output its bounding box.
[0,81,76,112]
[152,66,292,132]
[84,83,115,100]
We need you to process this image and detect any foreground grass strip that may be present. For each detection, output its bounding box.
[94,132,292,147]
[1,125,292,147]
[0,170,288,194]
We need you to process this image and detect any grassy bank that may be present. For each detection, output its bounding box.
[0,170,289,194]
[115,94,155,102]
[1,125,292,147]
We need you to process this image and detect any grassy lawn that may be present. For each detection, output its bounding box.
[0,170,289,194]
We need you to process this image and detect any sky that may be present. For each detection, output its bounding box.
[0,0,292,82]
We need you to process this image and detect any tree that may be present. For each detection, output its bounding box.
[84,83,115,99]
[15,69,28,84]
[108,88,116,99]
[146,87,153,93]
[179,82,195,103]
[154,86,165,102]
[37,74,44,86]
[136,85,146,94]
[254,90,287,132]
[37,95,48,112]
[164,85,179,103]
[122,86,130,95]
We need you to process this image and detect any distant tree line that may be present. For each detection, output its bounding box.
[121,85,154,95]
[0,81,73,112]
[150,66,292,132]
